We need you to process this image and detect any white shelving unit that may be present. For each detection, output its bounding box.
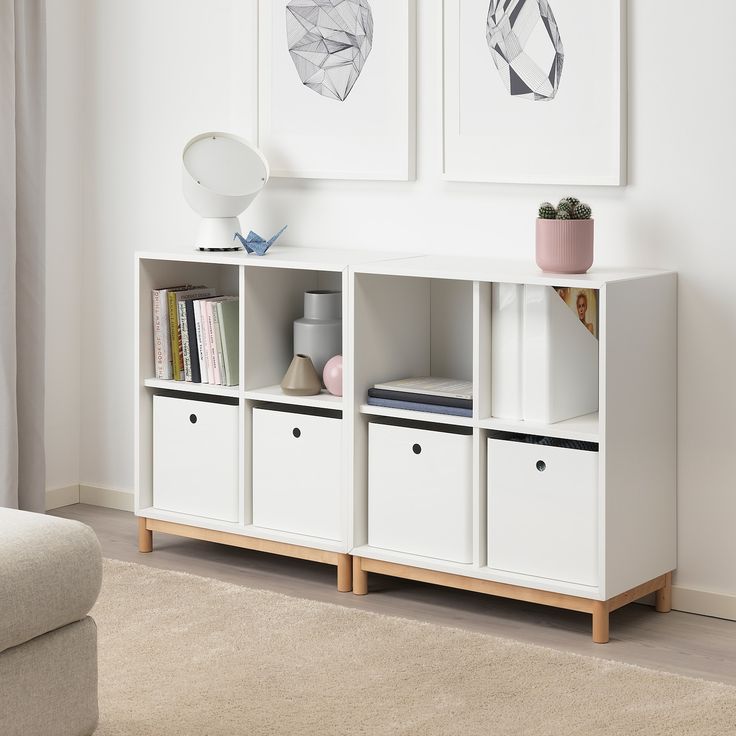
[135,247,406,591]
[349,256,677,643]
[135,247,677,642]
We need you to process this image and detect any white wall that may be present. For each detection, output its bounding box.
[49,1,736,609]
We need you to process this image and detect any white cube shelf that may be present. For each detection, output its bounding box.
[135,247,677,641]
[153,395,239,522]
[487,436,599,587]
[368,423,473,564]
[252,408,342,541]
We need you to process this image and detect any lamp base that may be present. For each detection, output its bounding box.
[195,217,243,252]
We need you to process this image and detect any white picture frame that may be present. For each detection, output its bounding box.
[442,0,626,185]
[258,0,416,181]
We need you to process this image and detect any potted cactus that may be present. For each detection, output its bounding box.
[536,197,594,274]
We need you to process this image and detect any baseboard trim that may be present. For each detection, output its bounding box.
[45,484,80,510]
[672,585,736,622]
[79,484,135,512]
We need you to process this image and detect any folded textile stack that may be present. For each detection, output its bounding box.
[367,377,473,418]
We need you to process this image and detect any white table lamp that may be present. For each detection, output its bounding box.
[182,132,269,251]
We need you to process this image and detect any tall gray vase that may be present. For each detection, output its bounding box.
[294,291,342,380]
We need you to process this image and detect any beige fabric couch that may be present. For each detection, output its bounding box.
[0,509,102,736]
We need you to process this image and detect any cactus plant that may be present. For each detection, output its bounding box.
[537,197,592,220]
[557,199,573,215]
[571,203,592,220]
[538,202,557,219]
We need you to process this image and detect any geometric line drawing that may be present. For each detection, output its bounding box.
[486,0,564,101]
[286,0,374,101]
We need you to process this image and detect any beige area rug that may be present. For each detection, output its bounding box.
[92,559,736,735]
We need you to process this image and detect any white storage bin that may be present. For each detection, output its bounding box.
[488,437,599,586]
[368,423,473,564]
[153,395,239,522]
[252,408,342,541]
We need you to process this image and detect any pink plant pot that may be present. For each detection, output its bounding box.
[535,218,594,274]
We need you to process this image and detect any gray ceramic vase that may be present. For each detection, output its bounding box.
[293,290,342,379]
[280,354,322,396]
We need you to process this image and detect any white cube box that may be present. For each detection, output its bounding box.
[252,408,342,541]
[368,423,473,564]
[153,395,239,522]
[488,437,599,586]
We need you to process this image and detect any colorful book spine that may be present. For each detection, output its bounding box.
[178,300,193,382]
[195,300,210,384]
[212,303,226,387]
[218,298,239,387]
[185,299,202,383]
[167,291,184,381]
[152,289,171,380]
[205,301,221,385]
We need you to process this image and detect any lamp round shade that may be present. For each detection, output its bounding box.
[182,132,269,217]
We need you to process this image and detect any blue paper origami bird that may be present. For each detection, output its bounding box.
[233,225,287,256]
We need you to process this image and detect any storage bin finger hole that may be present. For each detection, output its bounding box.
[189,413,197,424]
[412,443,421,455]
[536,459,546,472]
[292,427,301,438]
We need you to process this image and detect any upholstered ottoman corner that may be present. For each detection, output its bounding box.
[0,509,102,736]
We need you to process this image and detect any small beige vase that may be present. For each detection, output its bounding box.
[281,354,322,396]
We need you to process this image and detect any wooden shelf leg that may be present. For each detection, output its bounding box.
[655,572,672,613]
[592,601,609,644]
[337,553,352,592]
[352,556,368,596]
[137,517,153,553]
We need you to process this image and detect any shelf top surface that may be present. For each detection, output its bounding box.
[352,254,675,287]
[136,245,416,271]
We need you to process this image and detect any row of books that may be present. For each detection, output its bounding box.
[152,285,239,386]
[366,377,473,418]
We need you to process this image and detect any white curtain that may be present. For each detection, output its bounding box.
[0,0,46,511]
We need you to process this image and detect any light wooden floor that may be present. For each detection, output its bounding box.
[51,504,736,686]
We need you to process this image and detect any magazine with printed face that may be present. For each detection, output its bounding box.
[554,287,599,339]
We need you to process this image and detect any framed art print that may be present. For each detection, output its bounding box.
[258,0,416,180]
[443,0,626,185]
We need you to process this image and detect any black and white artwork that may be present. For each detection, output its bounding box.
[443,0,624,184]
[259,0,415,180]
[286,0,374,102]
[486,0,564,101]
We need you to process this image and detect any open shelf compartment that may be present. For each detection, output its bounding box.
[243,265,345,403]
[353,272,474,425]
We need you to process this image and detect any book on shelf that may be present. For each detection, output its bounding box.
[205,299,222,385]
[167,286,215,381]
[183,300,202,383]
[178,300,194,382]
[372,377,473,401]
[178,289,217,382]
[152,286,239,387]
[366,396,472,418]
[192,299,209,384]
[151,285,189,380]
[216,297,239,387]
[212,299,226,386]
[367,387,472,410]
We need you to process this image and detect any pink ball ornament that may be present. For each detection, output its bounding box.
[323,355,343,397]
